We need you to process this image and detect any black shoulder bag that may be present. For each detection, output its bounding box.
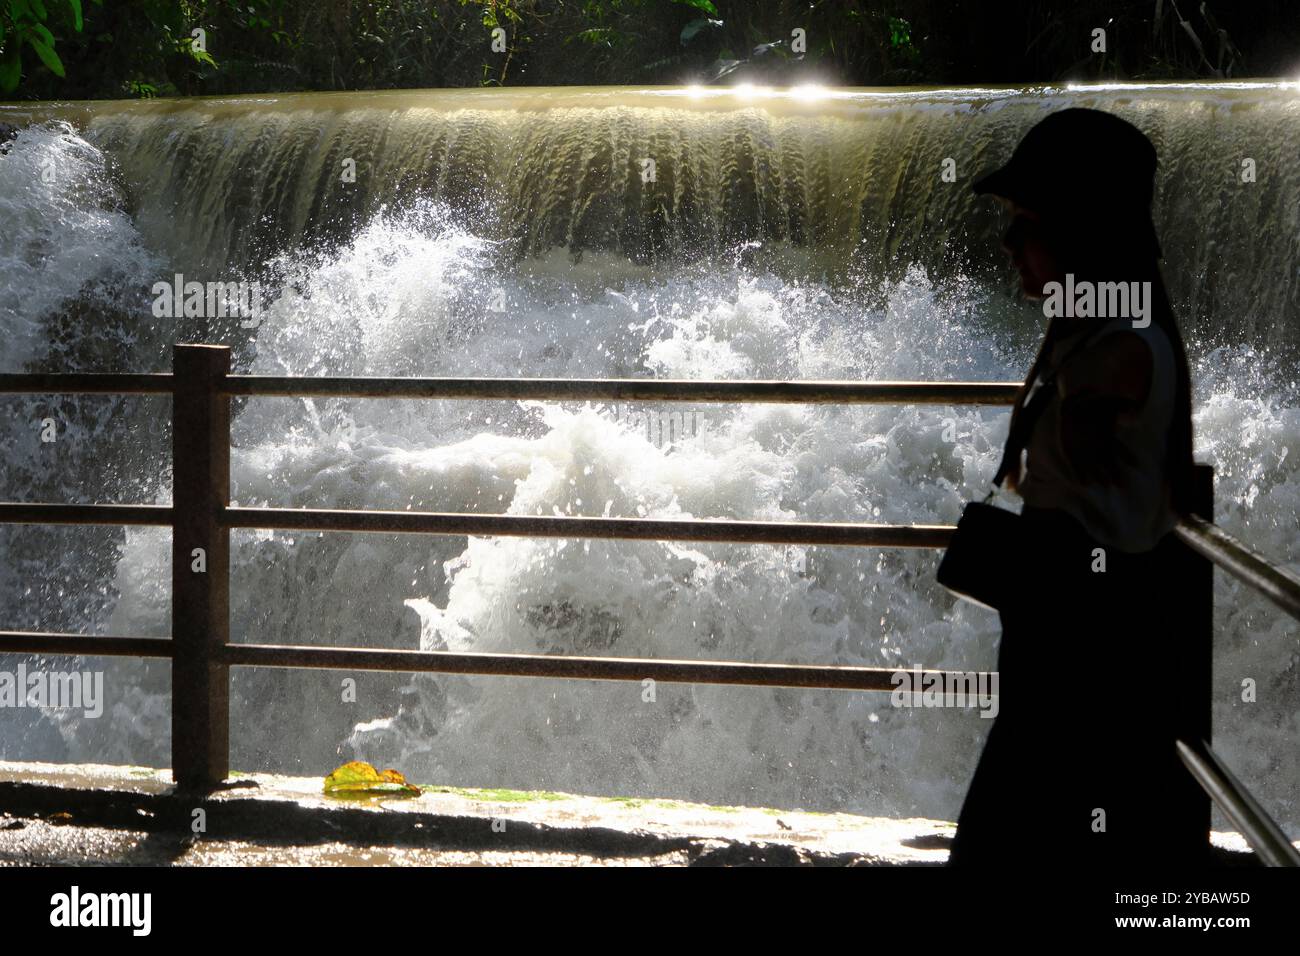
[936,328,1102,611]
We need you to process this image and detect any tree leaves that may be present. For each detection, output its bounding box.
[26,34,63,76]
[2,0,85,91]
[672,0,719,15]
[0,44,21,93]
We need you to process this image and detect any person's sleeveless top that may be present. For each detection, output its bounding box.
[1016,318,1178,553]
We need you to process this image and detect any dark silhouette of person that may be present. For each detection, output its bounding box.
[948,108,1208,867]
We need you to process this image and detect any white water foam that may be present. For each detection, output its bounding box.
[0,122,159,372]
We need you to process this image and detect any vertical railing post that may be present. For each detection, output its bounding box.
[171,344,231,790]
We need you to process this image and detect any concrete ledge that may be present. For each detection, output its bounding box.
[0,761,957,866]
[0,761,1265,866]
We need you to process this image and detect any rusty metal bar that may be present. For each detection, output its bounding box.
[171,345,231,791]
[1177,740,1300,867]
[0,503,173,526]
[224,506,956,548]
[224,375,1021,404]
[0,631,173,658]
[1175,512,1300,623]
[0,373,174,394]
[223,642,988,693]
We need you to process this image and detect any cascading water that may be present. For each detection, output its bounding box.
[1,84,1297,824]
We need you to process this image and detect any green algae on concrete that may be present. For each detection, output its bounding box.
[430,788,752,813]
[425,785,569,803]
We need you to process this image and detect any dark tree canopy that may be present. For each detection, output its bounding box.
[2,1,1298,100]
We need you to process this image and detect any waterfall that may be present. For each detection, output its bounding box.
[1,82,1296,823]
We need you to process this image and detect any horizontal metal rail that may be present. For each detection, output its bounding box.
[0,631,174,658]
[1176,740,1300,867]
[0,373,174,395]
[0,502,957,548]
[223,376,1022,404]
[11,509,1297,625]
[0,629,986,692]
[0,503,174,527]
[223,643,980,692]
[1175,515,1300,623]
[0,631,972,692]
[224,507,956,547]
[0,371,1022,404]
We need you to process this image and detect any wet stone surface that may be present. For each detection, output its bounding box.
[0,761,1260,866]
[0,760,955,866]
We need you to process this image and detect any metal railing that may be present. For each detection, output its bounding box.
[1,343,1296,864]
[1174,515,1300,622]
[1177,740,1300,867]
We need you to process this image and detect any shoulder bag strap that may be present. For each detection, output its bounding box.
[989,321,1119,493]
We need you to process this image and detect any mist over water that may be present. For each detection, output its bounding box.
[1,85,1297,824]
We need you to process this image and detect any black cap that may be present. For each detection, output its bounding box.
[973,108,1160,256]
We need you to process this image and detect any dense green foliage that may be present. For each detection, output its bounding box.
[1,0,1297,100]
[1,0,85,93]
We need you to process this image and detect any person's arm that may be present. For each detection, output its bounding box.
[1054,331,1154,486]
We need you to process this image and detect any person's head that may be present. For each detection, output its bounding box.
[974,108,1163,296]
[976,109,1199,515]
[996,200,1059,298]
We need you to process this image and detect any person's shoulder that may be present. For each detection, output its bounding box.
[1091,324,1155,372]
[1058,322,1158,403]
[1088,321,1177,409]
[1098,320,1175,376]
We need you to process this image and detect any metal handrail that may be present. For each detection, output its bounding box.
[223,506,956,547]
[0,630,984,691]
[223,643,978,692]
[0,503,173,527]
[221,375,1021,404]
[1177,740,1300,867]
[1175,514,1300,623]
[0,370,1022,404]
[0,372,173,394]
[0,631,173,658]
